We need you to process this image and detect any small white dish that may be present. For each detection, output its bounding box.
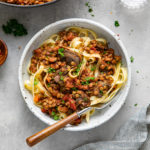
[19,18,131,131]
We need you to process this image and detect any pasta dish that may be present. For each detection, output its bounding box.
[0,0,53,5]
[24,27,127,125]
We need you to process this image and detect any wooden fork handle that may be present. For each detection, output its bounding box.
[26,112,78,147]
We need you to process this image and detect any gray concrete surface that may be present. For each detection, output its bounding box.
[0,0,150,150]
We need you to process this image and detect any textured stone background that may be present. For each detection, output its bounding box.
[0,0,150,150]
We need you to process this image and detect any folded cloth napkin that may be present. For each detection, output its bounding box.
[75,105,150,150]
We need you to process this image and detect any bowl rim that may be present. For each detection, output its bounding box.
[0,0,60,8]
[18,18,131,131]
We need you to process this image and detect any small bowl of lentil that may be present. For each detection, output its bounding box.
[19,18,131,131]
[0,39,8,66]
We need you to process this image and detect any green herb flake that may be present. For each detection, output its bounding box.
[85,2,89,6]
[130,56,134,63]
[134,103,138,107]
[91,66,96,71]
[88,8,93,13]
[85,2,94,16]
[62,100,65,104]
[47,83,51,87]
[51,111,55,116]
[107,61,110,64]
[59,72,63,75]
[81,77,95,85]
[34,79,38,85]
[71,87,77,91]
[48,67,55,73]
[114,20,120,27]
[58,48,64,57]
[2,19,28,36]
[85,77,95,81]
[53,115,59,120]
[136,70,139,73]
[100,90,103,95]
[75,62,82,74]
[81,81,89,85]
[103,51,107,54]
[60,76,64,81]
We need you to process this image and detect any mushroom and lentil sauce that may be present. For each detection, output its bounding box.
[0,0,53,5]
[24,27,127,125]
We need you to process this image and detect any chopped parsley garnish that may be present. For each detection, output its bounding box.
[130,56,134,63]
[59,72,63,75]
[2,19,27,36]
[71,87,77,91]
[85,2,89,6]
[88,8,93,13]
[100,90,103,95]
[34,79,38,85]
[48,67,55,73]
[85,2,94,17]
[60,76,64,81]
[62,100,65,104]
[136,70,139,73]
[134,103,138,107]
[81,81,89,85]
[82,77,95,85]
[75,62,82,74]
[106,61,110,64]
[103,51,107,54]
[85,77,95,81]
[114,20,120,27]
[53,115,59,120]
[51,111,55,116]
[47,83,51,87]
[91,66,96,71]
[58,48,64,57]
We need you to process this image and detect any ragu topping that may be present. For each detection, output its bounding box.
[25,27,127,125]
[1,0,54,5]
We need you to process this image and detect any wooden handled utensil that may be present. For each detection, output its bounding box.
[26,112,79,147]
[26,99,114,147]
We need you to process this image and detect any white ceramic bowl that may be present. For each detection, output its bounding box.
[19,18,131,131]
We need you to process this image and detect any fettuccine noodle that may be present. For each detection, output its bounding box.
[24,27,127,124]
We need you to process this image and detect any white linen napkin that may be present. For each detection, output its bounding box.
[75,105,150,150]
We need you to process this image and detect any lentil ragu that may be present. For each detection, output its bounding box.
[0,0,53,5]
[24,27,127,125]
